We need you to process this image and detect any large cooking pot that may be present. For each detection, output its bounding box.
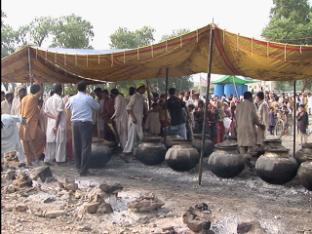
[295,143,312,164]
[208,140,245,178]
[164,135,191,148]
[134,142,167,165]
[192,134,214,158]
[255,148,298,185]
[88,138,113,168]
[165,144,199,172]
[297,161,312,191]
[264,138,283,150]
[142,135,163,143]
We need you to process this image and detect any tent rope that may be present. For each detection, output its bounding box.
[232,76,239,98]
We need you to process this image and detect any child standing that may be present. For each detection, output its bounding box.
[268,107,276,135]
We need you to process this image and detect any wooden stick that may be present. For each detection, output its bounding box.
[293,81,296,158]
[164,68,169,143]
[146,80,152,110]
[75,54,78,66]
[27,47,33,84]
[196,30,199,43]
[198,24,215,186]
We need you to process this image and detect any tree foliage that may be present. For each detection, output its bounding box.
[1,11,19,57]
[51,14,94,48]
[109,27,193,94]
[262,0,312,91]
[18,16,56,47]
[160,28,190,41]
[262,0,312,44]
[109,26,155,49]
[1,13,94,53]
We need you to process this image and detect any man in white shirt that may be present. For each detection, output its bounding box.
[44,84,66,164]
[11,86,27,116]
[123,85,146,156]
[1,92,13,114]
[65,81,100,176]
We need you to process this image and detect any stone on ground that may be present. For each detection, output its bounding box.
[3,169,16,181]
[237,221,266,234]
[30,166,53,182]
[44,209,66,218]
[128,193,164,213]
[57,177,78,192]
[13,171,32,188]
[99,182,123,195]
[15,204,28,212]
[182,203,212,233]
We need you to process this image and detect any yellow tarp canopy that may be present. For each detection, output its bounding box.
[2,24,312,83]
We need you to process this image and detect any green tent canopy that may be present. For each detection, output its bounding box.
[212,75,257,85]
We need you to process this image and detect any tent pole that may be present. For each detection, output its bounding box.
[27,47,33,84]
[164,68,169,143]
[293,80,296,157]
[198,24,215,185]
[146,80,152,110]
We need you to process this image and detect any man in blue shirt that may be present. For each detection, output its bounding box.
[65,81,100,176]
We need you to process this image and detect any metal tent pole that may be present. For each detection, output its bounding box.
[198,24,215,185]
[293,80,297,157]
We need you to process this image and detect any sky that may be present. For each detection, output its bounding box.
[2,0,275,49]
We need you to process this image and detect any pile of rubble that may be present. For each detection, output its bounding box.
[2,160,269,234]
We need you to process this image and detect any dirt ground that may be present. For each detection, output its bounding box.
[1,132,312,234]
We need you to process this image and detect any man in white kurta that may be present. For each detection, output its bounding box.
[1,114,26,166]
[11,86,27,116]
[111,89,128,149]
[1,92,13,114]
[44,84,66,163]
[123,85,146,154]
[255,91,269,146]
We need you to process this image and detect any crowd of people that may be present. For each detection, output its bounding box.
[1,81,311,176]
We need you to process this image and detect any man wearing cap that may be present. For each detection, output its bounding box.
[1,91,14,114]
[44,84,66,164]
[123,85,146,157]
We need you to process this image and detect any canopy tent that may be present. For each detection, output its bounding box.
[2,24,312,84]
[212,75,257,85]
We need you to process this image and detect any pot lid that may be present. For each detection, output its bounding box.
[215,140,238,150]
[264,138,282,144]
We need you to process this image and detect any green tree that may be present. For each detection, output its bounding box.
[1,11,19,57]
[51,14,94,48]
[262,0,312,44]
[17,16,56,47]
[109,26,155,49]
[262,0,312,91]
[160,28,190,41]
